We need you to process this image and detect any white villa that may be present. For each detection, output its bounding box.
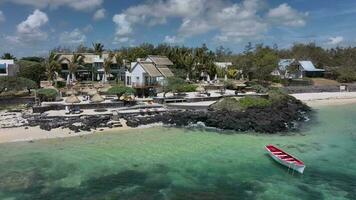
[57,53,126,82]
[125,55,174,93]
[272,59,325,79]
[0,59,18,77]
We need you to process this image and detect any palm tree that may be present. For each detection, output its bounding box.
[92,43,104,58]
[45,51,62,82]
[180,52,196,79]
[115,53,124,68]
[102,52,114,83]
[63,53,85,83]
[1,53,16,61]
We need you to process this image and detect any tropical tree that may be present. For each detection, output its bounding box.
[115,53,125,69]
[45,52,62,82]
[107,85,135,99]
[62,53,85,83]
[17,60,46,84]
[102,52,114,83]
[253,45,279,81]
[0,77,37,95]
[92,43,104,58]
[1,53,16,61]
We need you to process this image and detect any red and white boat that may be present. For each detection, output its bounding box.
[265,145,305,174]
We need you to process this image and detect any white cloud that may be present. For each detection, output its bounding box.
[0,11,5,22]
[93,8,106,21]
[1,0,103,11]
[59,28,86,45]
[113,14,133,36]
[326,36,344,45]
[267,3,308,27]
[163,35,183,44]
[82,24,93,33]
[6,9,49,44]
[113,0,307,43]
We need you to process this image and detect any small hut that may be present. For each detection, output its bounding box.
[65,95,81,104]
[91,93,104,103]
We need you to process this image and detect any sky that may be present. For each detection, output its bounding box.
[1,0,356,57]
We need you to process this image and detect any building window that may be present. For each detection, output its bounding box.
[0,64,7,74]
[126,77,131,85]
[61,64,68,70]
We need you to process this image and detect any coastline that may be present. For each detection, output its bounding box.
[1,92,356,144]
[291,92,356,107]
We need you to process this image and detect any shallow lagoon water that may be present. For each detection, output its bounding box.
[0,105,355,200]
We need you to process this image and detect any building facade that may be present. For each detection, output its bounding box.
[125,55,174,96]
[57,53,126,82]
[0,59,18,77]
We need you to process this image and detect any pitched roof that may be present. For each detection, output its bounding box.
[57,53,117,64]
[278,59,295,71]
[147,55,173,66]
[299,61,325,72]
[139,62,163,77]
[278,59,325,72]
[157,67,174,77]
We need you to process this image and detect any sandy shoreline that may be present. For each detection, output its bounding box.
[0,125,133,144]
[291,92,356,107]
[1,92,356,144]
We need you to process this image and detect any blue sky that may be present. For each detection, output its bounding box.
[0,0,356,57]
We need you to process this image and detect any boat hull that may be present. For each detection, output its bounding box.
[265,145,305,174]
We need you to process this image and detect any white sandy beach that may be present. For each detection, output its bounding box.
[2,92,356,144]
[291,92,356,107]
[0,120,132,144]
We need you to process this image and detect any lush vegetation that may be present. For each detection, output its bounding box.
[2,40,356,93]
[0,77,37,95]
[211,87,297,111]
[163,77,198,94]
[36,88,58,101]
[107,85,136,98]
[17,60,46,84]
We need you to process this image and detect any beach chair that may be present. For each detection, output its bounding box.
[65,106,71,114]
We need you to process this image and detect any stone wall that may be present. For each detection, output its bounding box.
[32,101,127,113]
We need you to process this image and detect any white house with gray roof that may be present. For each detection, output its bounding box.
[272,59,325,79]
[125,55,174,94]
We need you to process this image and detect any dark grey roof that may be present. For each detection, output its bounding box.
[140,62,162,77]
[147,55,173,66]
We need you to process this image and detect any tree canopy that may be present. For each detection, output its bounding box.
[0,77,37,94]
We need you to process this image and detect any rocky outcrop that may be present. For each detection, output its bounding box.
[123,97,311,133]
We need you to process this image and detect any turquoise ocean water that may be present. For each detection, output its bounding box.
[0,104,355,199]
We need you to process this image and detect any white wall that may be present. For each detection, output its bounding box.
[130,63,145,86]
[0,59,15,76]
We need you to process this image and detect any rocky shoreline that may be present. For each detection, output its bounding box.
[1,96,311,134]
[123,98,311,133]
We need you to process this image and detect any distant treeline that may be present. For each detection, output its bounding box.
[3,42,356,82]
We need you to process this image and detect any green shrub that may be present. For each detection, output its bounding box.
[37,88,58,101]
[336,69,356,83]
[223,80,235,90]
[268,88,289,102]
[238,96,272,109]
[250,84,268,93]
[0,76,37,95]
[176,84,198,93]
[210,97,241,111]
[107,85,135,98]
[55,81,66,88]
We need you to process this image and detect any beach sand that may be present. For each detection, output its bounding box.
[2,92,356,144]
[291,92,356,107]
[0,119,132,144]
